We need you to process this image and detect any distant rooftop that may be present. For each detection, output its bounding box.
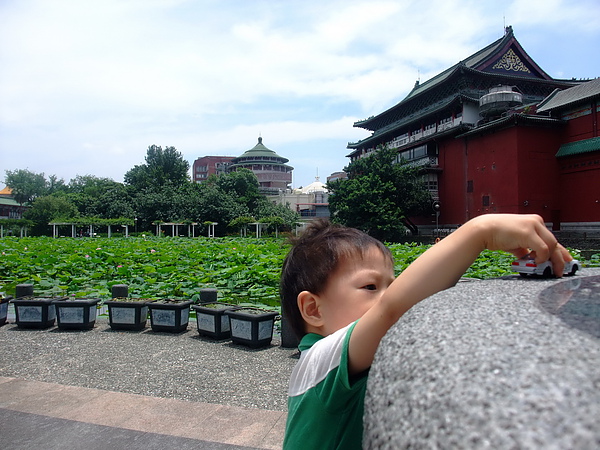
[233,137,289,163]
[537,77,600,112]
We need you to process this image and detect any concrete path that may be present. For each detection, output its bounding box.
[0,317,297,449]
[0,377,285,449]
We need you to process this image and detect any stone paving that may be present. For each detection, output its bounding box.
[0,316,298,449]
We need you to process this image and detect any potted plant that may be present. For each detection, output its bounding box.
[0,294,12,326]
[105,297,150,331]
[192,302,240,339]
[226,307,279,348]
[11,296,66,329]
[147,298,193,333]
[53,297,101,330]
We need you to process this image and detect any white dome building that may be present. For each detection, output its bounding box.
[269,177,330,220]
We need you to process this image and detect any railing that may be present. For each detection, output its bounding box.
[406,156,438,168]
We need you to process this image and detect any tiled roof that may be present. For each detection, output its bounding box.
[348,94,476,150]
[353,28,572,133]
[0,197,21,207]
[537,78,600,112]
[456,114,563,138]
[232,137,289,163]
[556,136,600,157]
[0,186,13,196]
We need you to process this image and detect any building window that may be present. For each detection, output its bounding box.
[422,173,438,192]
[398,145,428,162]
[482,195,490,207]
[467,180,473,193]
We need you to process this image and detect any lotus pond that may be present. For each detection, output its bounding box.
[0,236,589,311]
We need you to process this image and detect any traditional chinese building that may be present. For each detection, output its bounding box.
[229,137,293,194]
[0,186,27,220]
[347,26,599,233]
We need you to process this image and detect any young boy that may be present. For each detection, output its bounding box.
[280,214,572,449]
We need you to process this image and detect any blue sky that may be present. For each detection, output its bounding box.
[1,0,599,189]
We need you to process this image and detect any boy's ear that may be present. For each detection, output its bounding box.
[297,291,323,328]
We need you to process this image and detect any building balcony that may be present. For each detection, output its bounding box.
[407,156,439,169]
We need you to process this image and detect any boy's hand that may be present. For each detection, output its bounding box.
[474,214,572,277]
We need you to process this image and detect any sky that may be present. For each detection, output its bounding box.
[1,0,599,190]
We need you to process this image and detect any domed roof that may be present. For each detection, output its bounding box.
[294,178,328,194]
[232,137,289,163]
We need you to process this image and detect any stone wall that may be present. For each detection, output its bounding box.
[364,269,600,449]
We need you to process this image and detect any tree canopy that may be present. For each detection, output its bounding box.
[327,146,432,241]
[5,145,300,236]
[4,169,52,205]
[124,145,190,190]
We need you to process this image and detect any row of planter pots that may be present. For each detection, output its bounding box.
[3,284,280,348]
[193,302,279,348]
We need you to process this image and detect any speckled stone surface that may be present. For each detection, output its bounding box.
[0,319,297,411]
[365,269,600,449]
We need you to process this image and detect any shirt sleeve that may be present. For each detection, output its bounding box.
[312,321,369,413]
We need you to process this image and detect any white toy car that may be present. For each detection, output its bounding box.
[511,254,580,277]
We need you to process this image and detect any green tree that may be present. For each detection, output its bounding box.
[62,175,129,218]
[124,145,190,190]
[4,169,50,205]
[24,195,80,235]
[228,215,255,236]
[327,146,431,241]
[193,183,249,235]
[216,169,262,212]
[254,198,300,230]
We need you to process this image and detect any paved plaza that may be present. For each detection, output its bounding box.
[0,317,298,449]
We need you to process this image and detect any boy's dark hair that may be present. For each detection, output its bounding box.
[280,219,393,339]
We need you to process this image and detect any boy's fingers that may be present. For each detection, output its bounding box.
[531,219,557,264]
[549,245,567,278]
[510,247,532,259]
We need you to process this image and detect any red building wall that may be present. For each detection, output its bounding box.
[433,123,563,227]
[437,138,468,225]
[557,101,600,223]
[561,102,599,141]
[558,154,600,223]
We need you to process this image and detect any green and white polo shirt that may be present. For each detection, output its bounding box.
[283,321,369,450]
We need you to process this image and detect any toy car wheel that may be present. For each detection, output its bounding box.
[543,267,552,277]
[569,264,579,276]
[519,272,528,277]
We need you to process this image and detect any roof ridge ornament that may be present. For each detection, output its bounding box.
[492,48,531,74]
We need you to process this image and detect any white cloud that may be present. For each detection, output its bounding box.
[1,0,599,188]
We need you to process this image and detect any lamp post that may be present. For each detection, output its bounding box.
[432,201,441,238]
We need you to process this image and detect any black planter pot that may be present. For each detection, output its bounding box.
[105,299,149,331]
[0,295,12,326]
[226,308,279,348]
[15,283,34,298]
[11,297,66,329]
[148,300,193,333]
[111,284,129,298]
[199,288,218,304]
[192,302,240,339]
[53,298,101,330]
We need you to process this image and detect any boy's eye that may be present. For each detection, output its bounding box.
[363,284,377,291]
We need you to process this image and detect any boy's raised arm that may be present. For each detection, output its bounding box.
[349,214,572,375]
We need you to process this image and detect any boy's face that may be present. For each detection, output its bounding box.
[317,246,395,336]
